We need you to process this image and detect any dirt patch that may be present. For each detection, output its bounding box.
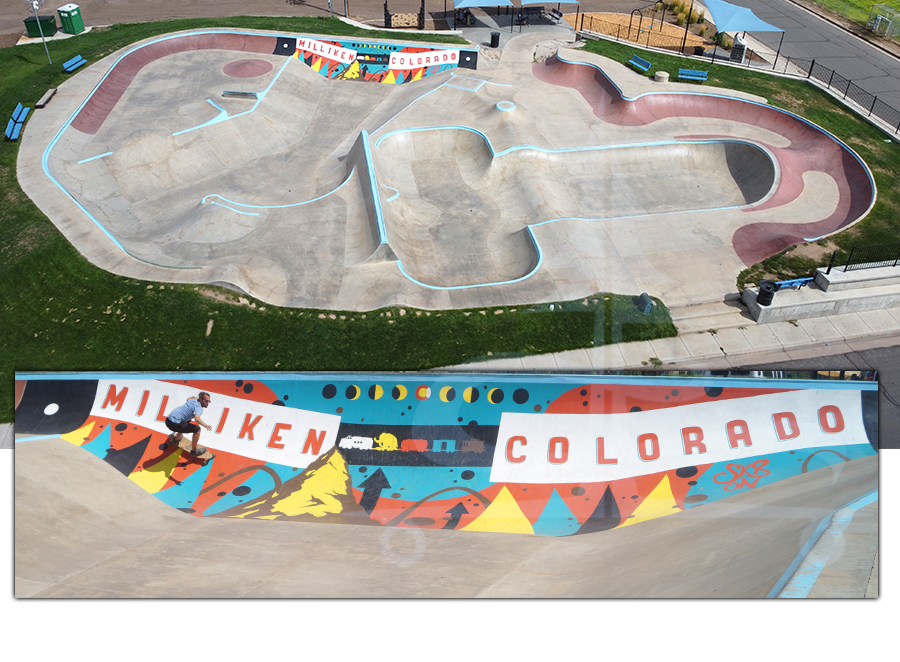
[197,286,243,305]
[790,239,838,262]
[566,12,710,50]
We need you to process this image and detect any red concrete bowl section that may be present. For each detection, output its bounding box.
[223,59,274,78]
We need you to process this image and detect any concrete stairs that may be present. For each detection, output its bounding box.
[668,295,755,334]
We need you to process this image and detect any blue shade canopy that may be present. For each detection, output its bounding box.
[520,0,578,4]
[453,0,514,8]
[703,0,783,32]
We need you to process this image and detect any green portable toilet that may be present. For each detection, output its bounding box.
[24,15,58,38]
[58,4,85,35]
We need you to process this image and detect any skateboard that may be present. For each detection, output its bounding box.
[168,435,216,466]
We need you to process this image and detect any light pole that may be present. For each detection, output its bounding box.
[27,0,52,65]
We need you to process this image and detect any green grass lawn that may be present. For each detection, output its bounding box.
[815,0,898,26]
[0,17,679,423]
[580,37,900,290]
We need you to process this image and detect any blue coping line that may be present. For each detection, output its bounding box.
[15,434,65,444]
[40,29,300,269]
[554,51,877,218]
[383,185,400,202]
[76,151,113,164]
[375,126,769,290]
[360,129,387,244]
[766,489,879,598]
[201,165,355,210]
[13,372,877,390]
[210,201,259,216]
[173,56,291,136]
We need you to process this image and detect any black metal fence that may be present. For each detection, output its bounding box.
[576,13,900,135]
[827,243,900,272]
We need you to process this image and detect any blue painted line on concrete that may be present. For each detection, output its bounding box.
[13,372,877,392]
[210,201,259,216]
[76,151,113,164]
[767,489,879,598]
[15,434,64,444]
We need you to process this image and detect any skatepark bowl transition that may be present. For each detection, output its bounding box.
[14,373,878,598]
[18,29,876,311]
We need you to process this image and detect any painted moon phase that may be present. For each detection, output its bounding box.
[440,386,456,402]
[345,385,361,400]
[488,388,504,404]
[392,384,407,400]
[463,387,479,403]
[368,384,383,400]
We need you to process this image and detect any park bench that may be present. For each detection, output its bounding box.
[678,68,708,82]
[628,54,652,73]
[63,54,86,72]
[4,102,30,141]
[516,7,544,25]
[774,277,814,290]
[548,8,564,23]
[36,88,57,109]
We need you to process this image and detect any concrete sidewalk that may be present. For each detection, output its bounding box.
[450,302,900,371]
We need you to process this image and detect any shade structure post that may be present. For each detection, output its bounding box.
[680,0,695,54]
[772,30,784,71]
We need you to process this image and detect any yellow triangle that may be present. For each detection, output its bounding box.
[619,475,679,528]
[61,421,95,445]
[411,68,424,81]
[383,70,396,85]
[462,486,534,535]
[129,449,183,493]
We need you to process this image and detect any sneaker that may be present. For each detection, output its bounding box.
[190,447,207,456]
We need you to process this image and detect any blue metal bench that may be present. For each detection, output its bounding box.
[63,54,86,72]
[4,102,30,141]
[628,54,652,73]
[774,277,814,290]
[678,68,708,82]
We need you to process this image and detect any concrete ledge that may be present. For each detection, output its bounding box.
[743,280,900,323]
[816,264,900,292]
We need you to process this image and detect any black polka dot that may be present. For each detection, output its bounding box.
[704,386,723,398]
[232,486,251,497]
[322,384,337,399]
[513,389,529,404]
[676,466,699,478]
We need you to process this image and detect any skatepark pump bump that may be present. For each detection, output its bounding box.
[27,29,875,310]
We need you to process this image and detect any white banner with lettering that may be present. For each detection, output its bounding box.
[91,379,340,467]
[389,49,459,70]
[296,38,357,64]
[490,389,866,484]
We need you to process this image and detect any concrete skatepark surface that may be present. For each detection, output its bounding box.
[13,373,878,597]
[18,28,875,310]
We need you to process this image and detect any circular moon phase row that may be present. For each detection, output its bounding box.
[321,384,530,405]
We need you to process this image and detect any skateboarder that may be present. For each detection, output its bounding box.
[164,392,212,456]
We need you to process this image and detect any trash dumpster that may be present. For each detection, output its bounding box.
[24,15,58,38]
[58,4,85,35]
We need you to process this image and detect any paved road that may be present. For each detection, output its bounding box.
[721,0,900,109]
[735,344,900,448]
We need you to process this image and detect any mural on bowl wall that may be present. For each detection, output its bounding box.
[14,374,878,537]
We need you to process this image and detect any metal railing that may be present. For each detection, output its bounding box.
[826,243,900,272]
[576,12,900,135]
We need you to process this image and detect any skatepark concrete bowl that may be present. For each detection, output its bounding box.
[19,29,876,310]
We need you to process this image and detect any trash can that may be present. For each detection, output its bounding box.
[24,15,58,38]
[58,4,85,35]
[490,31,500,48]
[757,280,778,306]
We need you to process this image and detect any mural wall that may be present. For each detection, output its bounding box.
[283,36,477,83]
[15,374,878,536]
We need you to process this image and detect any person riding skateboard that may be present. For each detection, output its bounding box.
[164,392,212,456]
